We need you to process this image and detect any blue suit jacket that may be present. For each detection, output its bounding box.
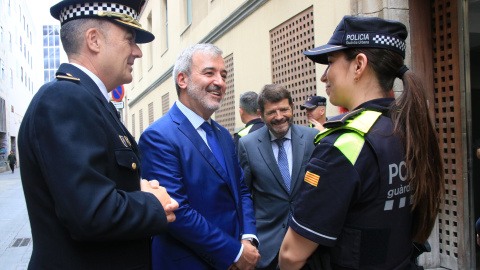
[139,103,257,270]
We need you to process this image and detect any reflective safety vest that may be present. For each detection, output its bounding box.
[237,124,254,138]
[308,123,315,128]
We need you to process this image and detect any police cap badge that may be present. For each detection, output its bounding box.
[50,0,154,43]
[303,15,407,64]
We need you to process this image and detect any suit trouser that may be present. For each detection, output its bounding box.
[257,254,278,270]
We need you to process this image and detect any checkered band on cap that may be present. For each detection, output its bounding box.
[59,2,138,24]
[372,34,406,52]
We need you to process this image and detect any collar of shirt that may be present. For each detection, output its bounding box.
[69,63,109,102]
[176,100,211,128]
[176,100,211,146]
[269,128,292,142]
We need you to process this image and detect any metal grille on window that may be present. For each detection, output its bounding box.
[148,102,154,126]
[162,93,169,116]
[139,109,144,134]
[214,53,235,135]
[0,98,5,133]
[270,7,316,126]
[131,113,135,139]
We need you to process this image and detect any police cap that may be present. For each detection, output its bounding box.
[50,0,154,43]
[300,95,327,110]
[303,15,407,64]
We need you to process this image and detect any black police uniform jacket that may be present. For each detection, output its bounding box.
[18,63,168,270]
[290,98,415,269]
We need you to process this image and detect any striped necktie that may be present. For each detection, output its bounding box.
[275,138,291,192]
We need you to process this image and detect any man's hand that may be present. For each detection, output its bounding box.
[140,180,179,223]
[229,240,260,270]
[309,119,325,132]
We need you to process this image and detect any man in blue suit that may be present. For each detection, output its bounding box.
[139,44,260,270]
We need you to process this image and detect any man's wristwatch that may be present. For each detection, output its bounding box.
[244,237,259,248]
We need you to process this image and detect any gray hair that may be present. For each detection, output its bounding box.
[172,43,223,96]
[60,18,109,56]
[239,91,259,115]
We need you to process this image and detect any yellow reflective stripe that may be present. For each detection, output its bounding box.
[346,111,382,133]
[314,127,334,144]
[319,108,364,127]
[334,132,364,165]
[238,124,254,137]
[314,110,382,144]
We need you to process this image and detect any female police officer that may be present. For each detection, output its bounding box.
[279,16,444,269]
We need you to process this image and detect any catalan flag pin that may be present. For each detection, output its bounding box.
[304,171,320,187]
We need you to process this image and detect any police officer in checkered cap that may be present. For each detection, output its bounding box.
[18,1,179,269]
[279,16,444,269]
[50,0,155,43]
[300,95,328,130]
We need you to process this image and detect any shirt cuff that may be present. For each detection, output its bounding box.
[234,244,243,263]
[242,234,260,246]
[234,235,260,263]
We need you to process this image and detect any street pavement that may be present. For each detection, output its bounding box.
[0,169,31,270]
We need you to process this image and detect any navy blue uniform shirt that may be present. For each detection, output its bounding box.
[290,98,415,270]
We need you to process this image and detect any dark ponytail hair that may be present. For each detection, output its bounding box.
[345,48,444,243]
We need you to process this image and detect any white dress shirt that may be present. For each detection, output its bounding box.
[70,63,109,102]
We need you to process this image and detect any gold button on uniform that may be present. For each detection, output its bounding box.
[132,163,137,170]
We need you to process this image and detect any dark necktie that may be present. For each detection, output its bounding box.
[107,101,138,152]
[201,121,226,172]
[109,102,121,120]
[275,138,291,192]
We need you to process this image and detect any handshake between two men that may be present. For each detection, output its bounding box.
[141,179,179,223]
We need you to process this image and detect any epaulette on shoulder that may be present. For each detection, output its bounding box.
[322,108,365,129]
[56,72,80,83]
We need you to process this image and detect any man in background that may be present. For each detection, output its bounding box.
[234,91,265,148]
[7,150,16,174]
[300,95,328,131]
[238,84,318,269]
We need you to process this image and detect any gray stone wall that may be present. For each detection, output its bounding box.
[350,0,410,96]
